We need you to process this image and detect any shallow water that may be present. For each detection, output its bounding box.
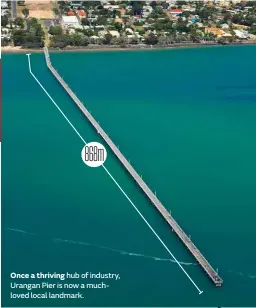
[2,45,256,306]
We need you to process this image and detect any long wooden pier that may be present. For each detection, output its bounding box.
[43,47,223,287]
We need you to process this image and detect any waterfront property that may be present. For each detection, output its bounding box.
[62,15,80,28]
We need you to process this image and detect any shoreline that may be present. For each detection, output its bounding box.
[2,41,256,54]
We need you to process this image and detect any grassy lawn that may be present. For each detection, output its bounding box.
[17,3,25,17]
[17,1,55,19]
[135,25,143,31]
[38,19,50,47]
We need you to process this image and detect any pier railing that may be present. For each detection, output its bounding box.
[43,47,223,287]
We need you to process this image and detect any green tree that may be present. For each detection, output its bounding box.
[83,29,94,36]
[161,2,169,9]
[28,22,44,38]
[250,25,256,35]
[22,8,29,18]
[57,1,65,7]
[232,13,243,24]
[150,1,157,9]
[97,8,111,17]
[196,7,217,20]
[27,18,38,26]
[218,37,228,44]
[49,25,63,36]
[182,11,190,18]
[223,12,232,22]
[175,18,189,33]
[81,18,90,26]
[178,1,187,5]
[190,29,202,42]
[12,29,26,46]
[69,33,89,46]
[52,8,59,16]
[245,14,256,26]
[50,34,71,48]
[158,35,169,45]
[138,28,146,35]
[116,36,127,47]
[1,15,8,27]
[14,17,24,28]
[155,6,164,15]
[131,1,144,15]
[113,22,122,31]
[22,34,44,48]
[95,16,108,25]
[1,37,10,46]
[130,36,139,44]
[145,33,158,45]
[103,33,113,44]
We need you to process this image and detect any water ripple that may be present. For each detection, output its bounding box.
[5,227,196,266]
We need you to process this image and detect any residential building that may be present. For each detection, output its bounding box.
[117,8,126,16]
[77,10,86,18]
[62,15,80,28]
[221,23,229,29]
[232,23,249,30]
[170,8,184,16]
[109,30,120,38]
[114,17,123,24]
[205,27,225,36]
[1,1,8,8]
[233,29,249,39]
[69,1,83,8]
[67,11,75,16]
[1,9,9,16]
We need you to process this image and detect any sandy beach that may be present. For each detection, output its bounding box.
[2,41,256,54]
[1,46,43,53]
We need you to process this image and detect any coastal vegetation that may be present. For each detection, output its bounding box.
[12,18,44,48]
[2,0,256,50]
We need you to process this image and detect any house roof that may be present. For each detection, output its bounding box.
[205,27,220,31]
[205,27,224,35]
[171,9,184,13]
[62,15,79,23]
[77,10,86,16]
[109,30,120,37]
[222,33,232,37]
[114,17,123,23]
[233,23,249,29]
[117,8,126,14]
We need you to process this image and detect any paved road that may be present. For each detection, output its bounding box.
[43,19,58,29]
[11,0,17,19]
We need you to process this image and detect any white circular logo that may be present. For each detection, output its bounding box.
[81,142,107,167]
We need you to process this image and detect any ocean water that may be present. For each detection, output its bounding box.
[2,45,256,307]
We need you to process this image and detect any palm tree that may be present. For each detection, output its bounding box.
[22,8,29,18]
[157,35,167,45]
[110,36,119,45]
[158,35,174,46]
[190,30,202,42]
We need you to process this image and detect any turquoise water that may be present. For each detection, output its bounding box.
[2,46,256,306]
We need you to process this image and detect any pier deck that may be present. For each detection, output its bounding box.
[43,47,223,287]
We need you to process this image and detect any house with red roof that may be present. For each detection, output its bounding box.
[67,11,75,16]
[170,8,184,16]
[77,10,86,17]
